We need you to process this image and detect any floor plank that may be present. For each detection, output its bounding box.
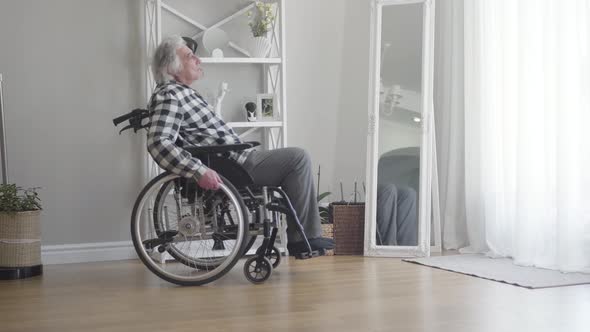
[0,256,589,332]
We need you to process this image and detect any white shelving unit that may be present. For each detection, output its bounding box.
[144,0,287,174]
[143,0,288,252]
[200,57,282,64]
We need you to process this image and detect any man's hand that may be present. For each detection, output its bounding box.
[197,169,223,190]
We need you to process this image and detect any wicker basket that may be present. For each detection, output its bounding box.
[0,211,42,267]
[329,203,365,255]
[321,223,334,238]
[320,223,334,256]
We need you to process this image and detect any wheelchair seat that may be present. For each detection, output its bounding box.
[184,142,260,188]
[201,154,255,188]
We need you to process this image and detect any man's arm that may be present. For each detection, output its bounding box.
[146,93,208,178]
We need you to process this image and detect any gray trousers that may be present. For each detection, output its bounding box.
[242,147,322,242]
[376,183,417,246]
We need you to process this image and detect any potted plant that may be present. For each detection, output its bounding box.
[0,184,43,279]
[316,165,334,243]
[246,1,276,57]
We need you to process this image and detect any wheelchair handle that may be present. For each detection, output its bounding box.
[112,108,147,126]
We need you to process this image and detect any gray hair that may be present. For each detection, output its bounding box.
[151,35,186,84]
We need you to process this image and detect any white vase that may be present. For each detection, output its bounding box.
[247,36,270,58]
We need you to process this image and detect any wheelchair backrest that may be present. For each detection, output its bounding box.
[114,109,255,187]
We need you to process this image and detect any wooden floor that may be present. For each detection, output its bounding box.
[1,256,589,332]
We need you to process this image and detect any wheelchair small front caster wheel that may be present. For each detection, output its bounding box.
[268,246,281,268]
[256,246,282,269]
[243,256,273,284]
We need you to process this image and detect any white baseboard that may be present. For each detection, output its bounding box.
[40,237,286,265]
[42,241,137,265]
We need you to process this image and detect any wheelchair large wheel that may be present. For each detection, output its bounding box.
[131,172,249,286]
[152,179,251,269]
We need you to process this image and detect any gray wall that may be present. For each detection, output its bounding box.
[285,0,346,198]
[0,0,375,246]
[330,0,371,200]
[0,0,145,245]
[285,0,372,201]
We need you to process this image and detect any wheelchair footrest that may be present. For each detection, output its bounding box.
[142,231,178,250]
[294,249,323,259]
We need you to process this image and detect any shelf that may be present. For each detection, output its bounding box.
[228,121,283,128]
[200,57,282,64]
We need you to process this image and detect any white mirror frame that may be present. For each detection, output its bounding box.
[364,0,436,257]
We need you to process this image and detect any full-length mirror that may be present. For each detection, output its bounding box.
[365,0,436,257]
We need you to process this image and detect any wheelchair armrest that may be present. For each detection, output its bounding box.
[245,141,260,148]
[184,142,258,156]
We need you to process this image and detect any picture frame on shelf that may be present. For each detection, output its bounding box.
[257,93,277,120]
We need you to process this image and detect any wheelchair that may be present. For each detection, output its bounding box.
[113,109,322,286]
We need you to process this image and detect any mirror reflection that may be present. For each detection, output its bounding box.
[376,3,423,246]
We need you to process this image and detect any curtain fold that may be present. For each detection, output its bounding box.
[434,0,467,250]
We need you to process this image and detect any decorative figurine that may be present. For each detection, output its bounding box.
[245,102,257,122]
[213,82,229,117]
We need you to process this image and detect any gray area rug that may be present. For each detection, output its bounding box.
[403,254,590,289]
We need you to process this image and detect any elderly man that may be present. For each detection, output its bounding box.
[146,36,333,254]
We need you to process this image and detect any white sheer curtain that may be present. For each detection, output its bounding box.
[436,0,590,273]
[434,0,467,251]
[462,0,590,272]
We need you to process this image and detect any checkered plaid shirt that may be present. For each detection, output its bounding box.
[146,81,250,178]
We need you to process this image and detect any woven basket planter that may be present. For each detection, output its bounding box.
[0,210,42,267]
[321,223,334,256]
[329,203,365,255]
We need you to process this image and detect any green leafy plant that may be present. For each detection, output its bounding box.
[247,1,276,37]
[317,191,331,223]
[316,164,332,223]
[0,184,42,213]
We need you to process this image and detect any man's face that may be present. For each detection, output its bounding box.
[175,45,203,84]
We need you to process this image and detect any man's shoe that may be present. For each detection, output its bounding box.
[287,237,335,256]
